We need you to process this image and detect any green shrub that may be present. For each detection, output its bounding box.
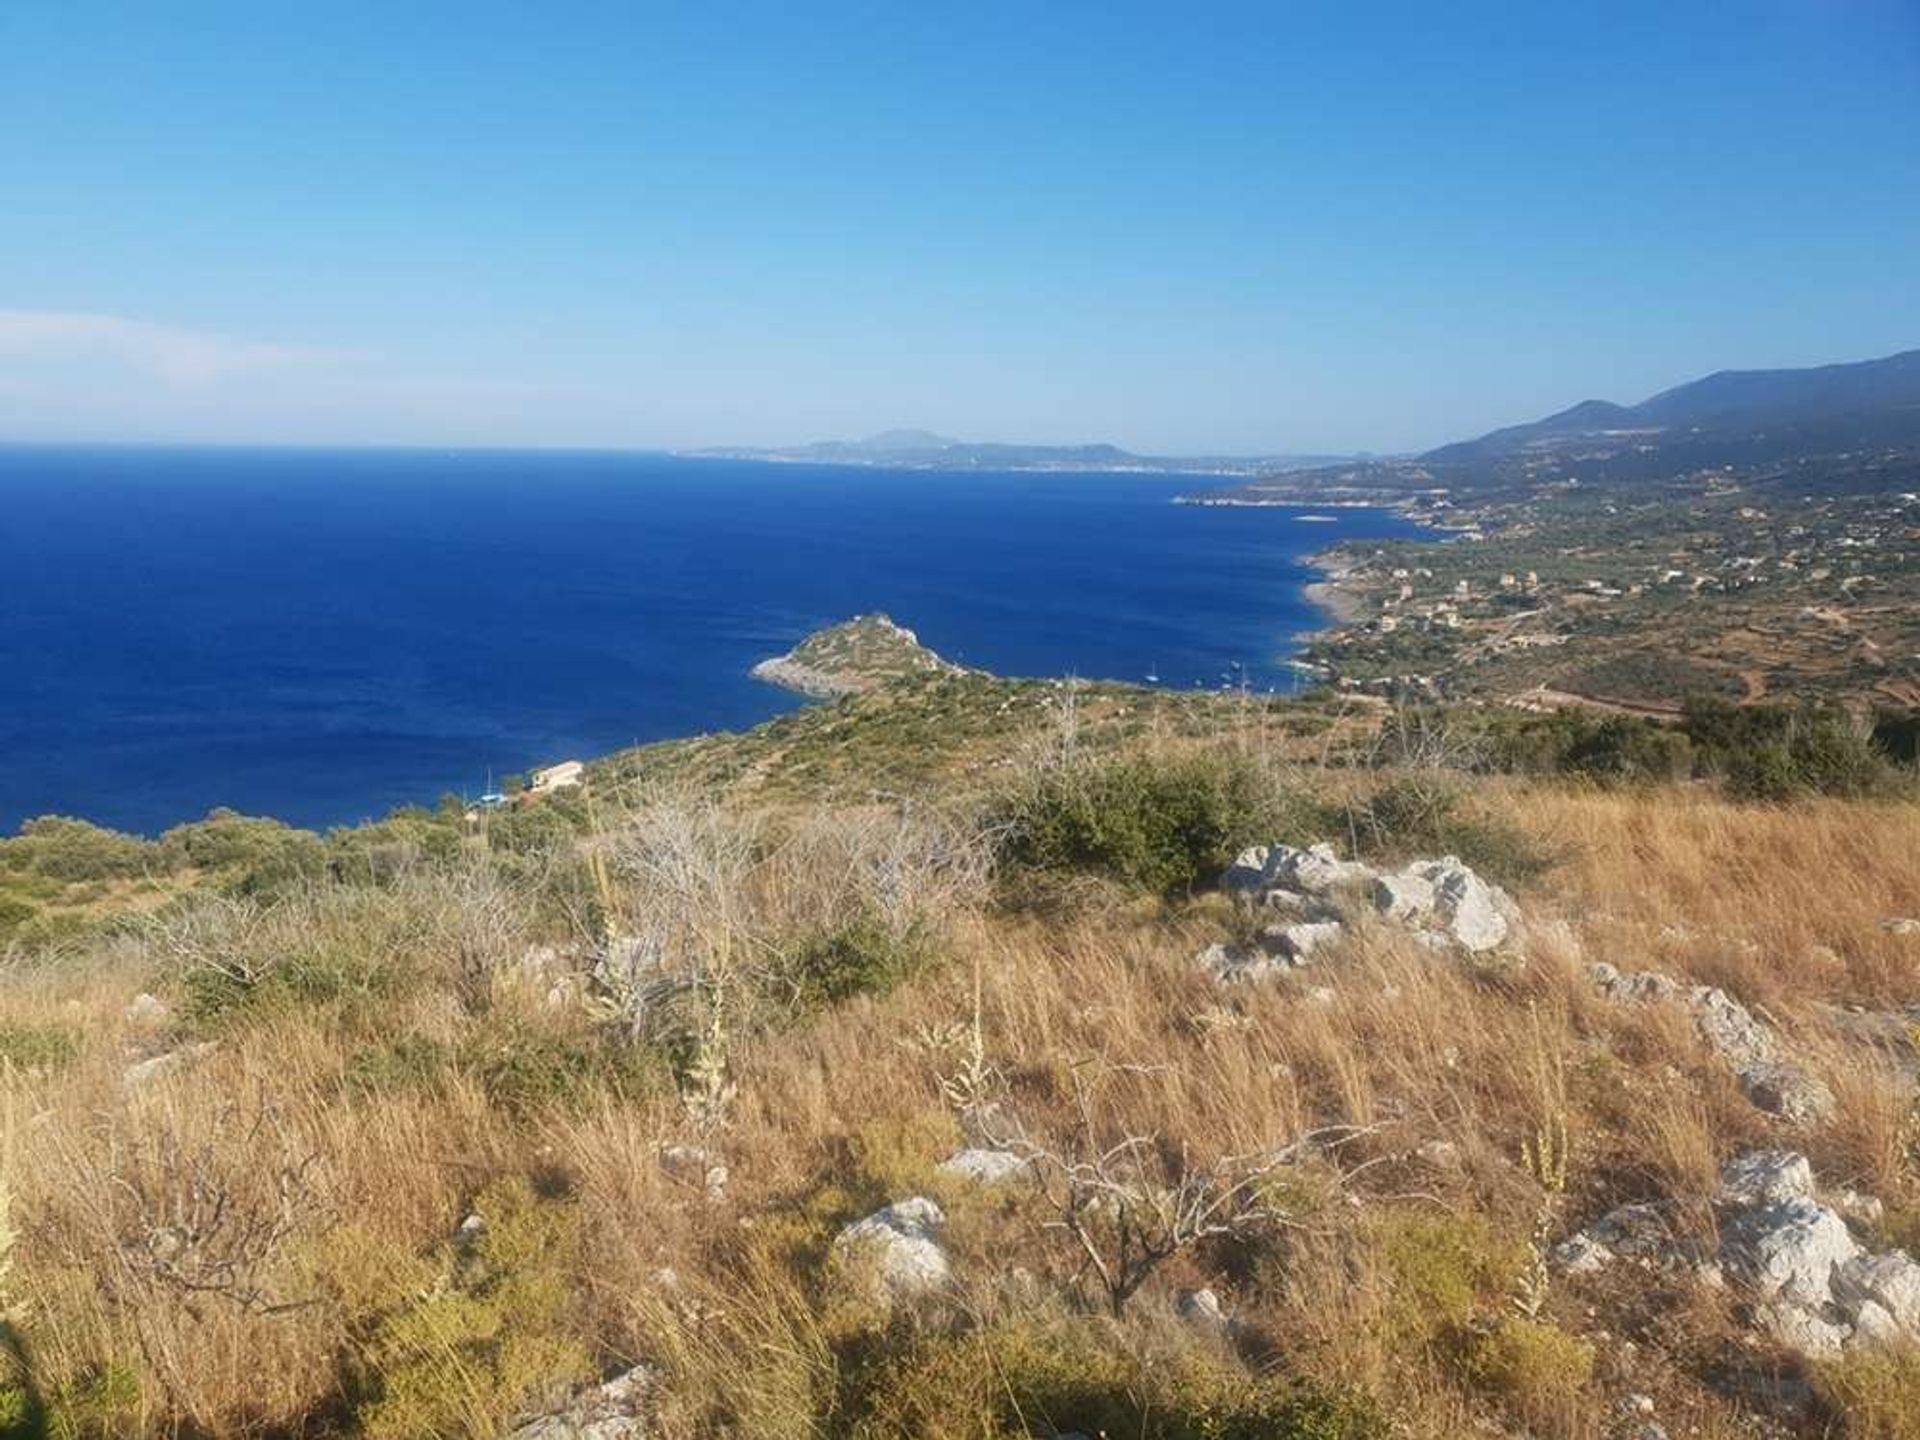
[1372,1212,1525,1355]
[349,1177,592,1439]
[0,1023,80,1075]
[993,752,1287,896]
[180,941,409,1031]
[0,817,155,882]
[461,1021,664,1116]
[851,1317,1391,1439]
[345,1037,453,1097]
[1685,699,1898,801]
[1342,778,1551,887]
[158,809,327,895]
[0,896,37,940]
[785,915,935,1009]
[1459,1317,1593,1426]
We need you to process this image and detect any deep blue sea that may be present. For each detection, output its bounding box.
[0,447,1424,834]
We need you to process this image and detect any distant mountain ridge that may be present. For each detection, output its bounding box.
[686,431,1349,476]
[1428,347,1920,462]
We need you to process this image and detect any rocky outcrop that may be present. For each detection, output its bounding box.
[1587,964,1833,1123]
[1207,844,1518,976]
[834,1198,951,1299]
[509,1364,653,1439]
[750,615,963,699]
[1373,857,1518,952]
[1558,1149,1920,1358]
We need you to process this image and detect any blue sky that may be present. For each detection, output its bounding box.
[2,1,1916,453]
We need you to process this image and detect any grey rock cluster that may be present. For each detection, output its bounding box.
[1587,963,1833,1123]
[509,1364,653,1439]
[1205,843,1519,982]
[1556,1149,1920,1357]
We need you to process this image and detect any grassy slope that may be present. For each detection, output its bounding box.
[1,676,1918,1437]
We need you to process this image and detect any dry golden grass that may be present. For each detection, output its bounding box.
[0,769,1914,1436]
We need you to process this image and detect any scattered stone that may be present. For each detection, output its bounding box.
[1176,1286,1232,1336]
[1550,1202,1691,1276]
[1830,1189,1887,1228]
[1833,1252,1920,1336]
[1689,986,1775,1071]
[659,1144,729,1201]
[1196,941,1289,985]
[123,992,170,1029]
[1587,967,1833,1124]
[1225,843,1374,897]
[1409,858,1517,952]
[1718,1151,1815,1208]
[1756,1300,1852,1357]
[509,1363,653,1439]
[1740,1059,1836,1125]
[937,1148,1030,1185]
[835,1198,951,1299]
[1880,917,1920,936]
[1415,1139,1462,1171]
[122,1042,214,1088]
[1588,962,1683,1004]
[1270,920,1344,962]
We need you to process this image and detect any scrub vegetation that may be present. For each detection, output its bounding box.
[0,665,1916,1438]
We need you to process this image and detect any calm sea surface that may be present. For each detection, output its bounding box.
[0,447,1424,833]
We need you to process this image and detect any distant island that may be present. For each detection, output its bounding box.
[685,427,1354,476]
[750,612,965,698]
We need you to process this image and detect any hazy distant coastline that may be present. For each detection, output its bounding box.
[682,428,1360,476]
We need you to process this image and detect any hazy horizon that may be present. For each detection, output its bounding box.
[4,2,1917,455]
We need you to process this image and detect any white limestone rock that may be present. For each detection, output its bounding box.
[1718,1151,1816,1208]
[835,1198,951,1299]
[1402,857,1516,952]
[1739,1059,1836,1125]
[1271,920,1344,962]
[509,1364,653,1440]
[1833,1251,1920,1337]
[937,1148,1030,1185]
[1370,870,1437,923]
[1720,1199,1863,1312]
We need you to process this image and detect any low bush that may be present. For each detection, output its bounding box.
[342,1177,594,1438]
[992,752,1290,896]
[461,1020,665,1116]
[1685,699,1900,801]
[783,914,935,1010]
[851,1317,1392,1439]
[1340,777,1552,887]
[0,1023,80,1076]
[0,817,155,883]
[1458,1317,1594,1428]
[1372,1212,1526,1356]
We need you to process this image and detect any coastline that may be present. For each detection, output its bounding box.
[1301,571,1364,627]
